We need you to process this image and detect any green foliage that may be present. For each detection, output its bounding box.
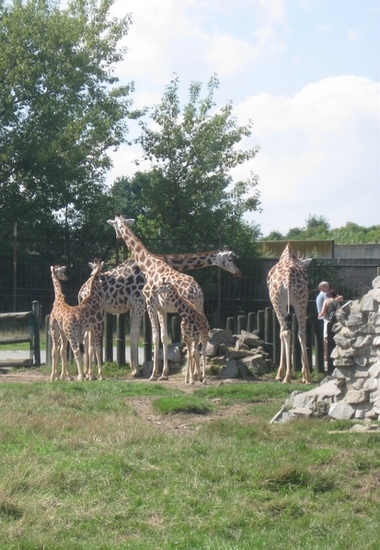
[111,74,262,259]
[0,0,133,262]
[262,215,380,244]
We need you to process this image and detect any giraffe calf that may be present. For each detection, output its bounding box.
[154,282,210,384]
[49,261,104,382]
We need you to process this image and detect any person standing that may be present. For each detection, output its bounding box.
[316,281,330,315]
[318,289,343,370]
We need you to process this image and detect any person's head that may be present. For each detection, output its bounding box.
[318,281,329,292]
[328,289,337,298]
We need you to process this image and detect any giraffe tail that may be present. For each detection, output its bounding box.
[284,313,292,331]
[80,343,85,354]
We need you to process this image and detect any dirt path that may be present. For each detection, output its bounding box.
[0,366,261,432]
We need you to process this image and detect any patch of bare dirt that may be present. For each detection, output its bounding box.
[0,367,260,432]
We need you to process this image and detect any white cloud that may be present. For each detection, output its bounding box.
[233,76,380,234]
[206,34,258,75]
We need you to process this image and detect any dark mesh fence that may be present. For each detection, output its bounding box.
[1,243,378,330]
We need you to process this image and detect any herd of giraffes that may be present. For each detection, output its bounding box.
[49,215,313,385]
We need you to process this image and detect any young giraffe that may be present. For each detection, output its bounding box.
[154,282,210,384]
[49,261,103,382]
[78,250,240,377]
[81,260,106,381]
[107,215,204,381]
[267,243,312,384]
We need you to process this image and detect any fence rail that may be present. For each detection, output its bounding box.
[0,302,41,367]
[59,306,328,376]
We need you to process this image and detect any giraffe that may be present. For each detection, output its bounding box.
[80,260,106,381]
[106,215,204,381]
[267,243,312,384]
[78,250,241,376]
[49,261,103,382]
[154,282,210,384]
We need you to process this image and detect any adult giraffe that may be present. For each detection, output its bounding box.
[107,215,205,381]
[78,250,241,376]
[267,243,312,384]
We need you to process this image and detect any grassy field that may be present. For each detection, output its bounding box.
[0,371,379,550]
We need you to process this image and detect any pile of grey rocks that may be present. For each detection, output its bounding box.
[143,328,274,379]
[272,276,380,423]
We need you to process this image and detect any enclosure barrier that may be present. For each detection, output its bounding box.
[44,306,329,375]
[0,301,41,368]
[99,306,327,375]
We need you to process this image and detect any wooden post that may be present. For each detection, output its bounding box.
[237,315,247,334]
[265,307,273,360]
[257,310,265,341]
[226,317,235,333]
[32,301,41,367]
[247,312,256,333]
[116,314,126,366]
[104,313,113,362]
[143,311,152,363]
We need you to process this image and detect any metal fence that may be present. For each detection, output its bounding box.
[1,256,379,329]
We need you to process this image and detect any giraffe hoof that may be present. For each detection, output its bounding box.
[158,375,168,381]
[132,370,142,378]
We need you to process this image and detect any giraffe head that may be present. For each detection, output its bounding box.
[88,260,104,275]
[154,281,173,296]
[51,265,68,281]
[215,251,242,277]
[107,215,135,239]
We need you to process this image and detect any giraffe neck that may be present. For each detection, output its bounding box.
[160,252,217,272]
[118,222,160,276]
[51,272,65,303]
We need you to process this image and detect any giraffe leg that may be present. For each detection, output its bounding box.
[185,340,195,385]
[192,345,201,381]
[60,335,72,380]
[275,331,287,381]
[50,330,60,382]
[84,332,94,380]
[298,333,311,384]
[282,329,293,383]
[200,338,207,384]
[157,310,169,380]
[70,341,84,381]
[92,326,104,380]
[147,305,160,381]
[130,307,144,377]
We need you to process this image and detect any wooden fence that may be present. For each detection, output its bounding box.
[43,306,332,376]
[99,306,329,376]
[0,301,41,367]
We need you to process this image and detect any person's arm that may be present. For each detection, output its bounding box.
[318,299,328,318]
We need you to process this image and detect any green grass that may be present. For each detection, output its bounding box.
[0,379,379,549]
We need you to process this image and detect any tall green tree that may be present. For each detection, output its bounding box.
[0,0,134,262]
[112,75,261,256]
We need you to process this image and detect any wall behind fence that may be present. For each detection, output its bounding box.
[0,257,378,329]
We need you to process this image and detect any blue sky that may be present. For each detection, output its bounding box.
[107,0,379,236]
